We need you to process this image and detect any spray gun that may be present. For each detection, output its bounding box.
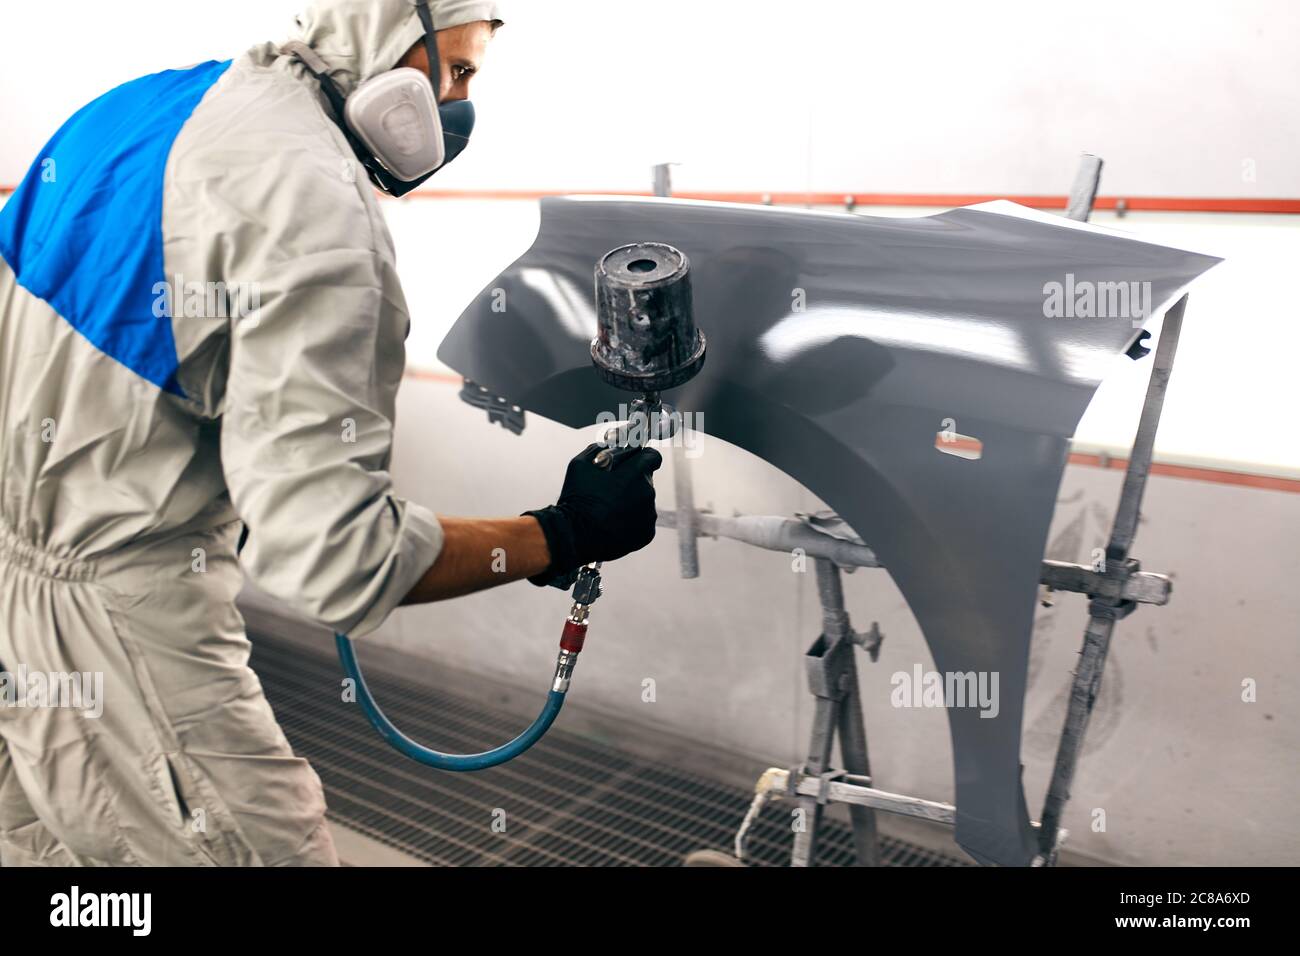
[592,241,706,459]
[335,241,705,771]
[547,241,705,695]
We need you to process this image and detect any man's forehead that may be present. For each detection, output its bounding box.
[441,21,494,59]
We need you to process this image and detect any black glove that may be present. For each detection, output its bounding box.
[523,443,663,586]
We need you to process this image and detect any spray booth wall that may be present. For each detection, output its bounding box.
[362,199,1299,867]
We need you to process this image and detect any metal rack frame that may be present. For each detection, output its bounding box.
[663,290,1186,866]
[652,158,1189,866]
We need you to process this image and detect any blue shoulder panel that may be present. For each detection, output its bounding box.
[0,60,232,396]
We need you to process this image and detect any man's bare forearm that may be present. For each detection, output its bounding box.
[400,515,550,604]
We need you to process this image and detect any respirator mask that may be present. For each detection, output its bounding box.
[284,0,474,197]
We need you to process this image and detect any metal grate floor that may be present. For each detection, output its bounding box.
[250,630,968,867]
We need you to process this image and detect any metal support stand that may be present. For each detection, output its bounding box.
[790,559,883,866]
[663,157,1183,866]
[698,294,1186,866]
[1035,293,1187,860]
[1065,153,1104,222]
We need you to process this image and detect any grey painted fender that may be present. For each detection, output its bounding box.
[437,196,1221,866]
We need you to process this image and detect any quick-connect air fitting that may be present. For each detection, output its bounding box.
[552,619,588,693]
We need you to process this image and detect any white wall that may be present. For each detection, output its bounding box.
[3,0,1298,196]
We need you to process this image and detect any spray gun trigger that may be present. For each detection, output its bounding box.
[594,445,645,470]
[571,564,603,606]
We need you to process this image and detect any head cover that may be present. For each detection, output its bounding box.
[285,0,503,196]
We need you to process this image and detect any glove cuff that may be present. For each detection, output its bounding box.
[521,506,581,587]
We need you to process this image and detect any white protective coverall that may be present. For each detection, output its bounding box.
[0,0,502,865]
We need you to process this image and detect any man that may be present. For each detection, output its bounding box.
[0,0,660,866]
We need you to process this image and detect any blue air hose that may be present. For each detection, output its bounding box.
[332,565,598,772]
[335,633,565,770]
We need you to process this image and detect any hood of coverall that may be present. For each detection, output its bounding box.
[290,0,505,98]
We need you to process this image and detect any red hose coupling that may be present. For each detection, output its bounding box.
[560,619,588,654]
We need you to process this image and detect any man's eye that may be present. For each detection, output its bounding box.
[452,66,469,80]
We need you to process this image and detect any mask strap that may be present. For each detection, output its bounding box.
[281,41,348,115]
[414,1,443,104]
[281,40,405,195]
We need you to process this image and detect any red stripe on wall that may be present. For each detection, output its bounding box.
[390,189,1300,214]
[1066,451,1300,494]
[3,184,1299,214]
